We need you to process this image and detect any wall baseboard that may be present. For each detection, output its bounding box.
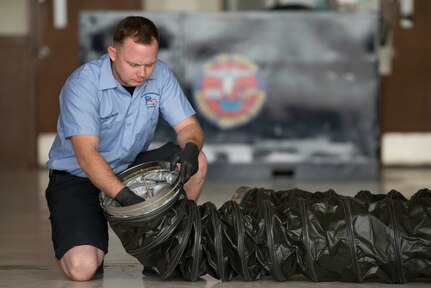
[382,133,431,166]
[38,133,55,167]
[37,132,431,168]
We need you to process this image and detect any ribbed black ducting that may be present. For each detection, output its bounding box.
[104,187,431,282]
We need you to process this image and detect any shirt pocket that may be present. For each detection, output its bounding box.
[99,113,123,152]
[100,112,119,130]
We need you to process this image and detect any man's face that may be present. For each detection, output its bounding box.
[108,37,158,87]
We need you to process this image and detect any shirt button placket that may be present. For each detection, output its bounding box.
[123,96,139,156]
[122,100,133,154]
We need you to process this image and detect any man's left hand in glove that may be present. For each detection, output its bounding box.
[170,142,200,183]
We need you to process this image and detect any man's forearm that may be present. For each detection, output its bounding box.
[176,122,204,150]
[77,150,125,198]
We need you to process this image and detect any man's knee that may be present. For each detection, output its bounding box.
[60,246,103,281]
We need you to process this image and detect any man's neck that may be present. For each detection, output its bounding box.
[122,85,135,96]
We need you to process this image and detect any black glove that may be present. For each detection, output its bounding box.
[170,142,199,183]
[114,187,145,206]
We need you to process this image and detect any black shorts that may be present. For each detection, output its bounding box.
[45,142,181,259]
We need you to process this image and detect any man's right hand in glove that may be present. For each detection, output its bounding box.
[170,142,200,184]
[114,186,145,206]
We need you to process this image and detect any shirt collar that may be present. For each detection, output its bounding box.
[98,54,117,90]
[148,60,159,80]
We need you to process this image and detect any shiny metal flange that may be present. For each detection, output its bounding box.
[99,161,182,219]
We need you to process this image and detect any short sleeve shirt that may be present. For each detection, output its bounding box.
[46,54,195,177]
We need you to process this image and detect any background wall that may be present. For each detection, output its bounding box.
[144,0,222,11]
[380,0,431,165]
[0,0,29,36]
[1,0,430,169]
[0,0,35,168]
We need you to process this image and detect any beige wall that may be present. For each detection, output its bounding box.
[0,0,28,36]
[144,0,222,11]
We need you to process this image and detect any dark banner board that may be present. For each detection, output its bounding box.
[80,11,379,179]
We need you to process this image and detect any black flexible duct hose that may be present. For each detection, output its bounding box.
[104,185,431,282]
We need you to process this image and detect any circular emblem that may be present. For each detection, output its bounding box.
[193,53,266,129]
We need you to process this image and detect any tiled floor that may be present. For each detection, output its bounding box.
[1,167,430,287]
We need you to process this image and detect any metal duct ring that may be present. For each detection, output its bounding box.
[99,161,182,220]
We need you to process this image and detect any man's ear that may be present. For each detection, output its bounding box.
[108,45,117,61]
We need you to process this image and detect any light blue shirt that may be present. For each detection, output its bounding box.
[47,54,195,177]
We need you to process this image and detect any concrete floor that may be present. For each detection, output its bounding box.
[1,166,430,287]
